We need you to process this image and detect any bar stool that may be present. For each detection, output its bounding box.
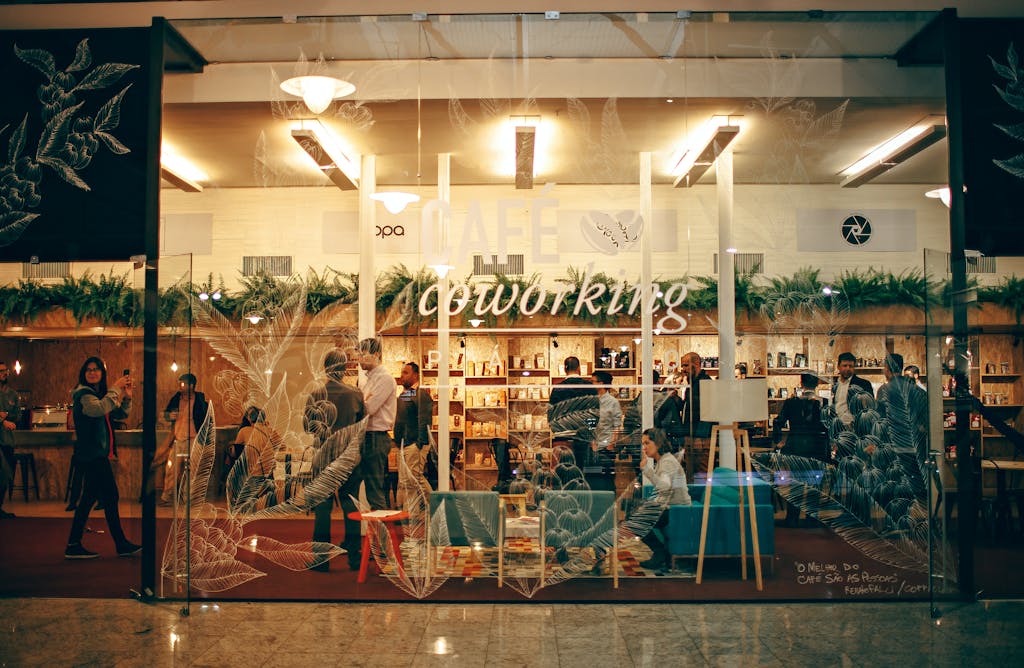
[346,510,409,583]
[9,452,40,502]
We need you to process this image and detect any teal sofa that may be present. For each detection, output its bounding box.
[647,468,775,566]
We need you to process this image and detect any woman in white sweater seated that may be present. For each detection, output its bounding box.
[638,427,691,570]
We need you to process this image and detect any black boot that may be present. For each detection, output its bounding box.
[639,532,667,570]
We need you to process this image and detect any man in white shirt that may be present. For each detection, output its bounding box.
[591,370,623,453]
[358,337,397,510]
[832,352,873,427]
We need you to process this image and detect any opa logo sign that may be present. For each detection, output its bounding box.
[375,225,405,238]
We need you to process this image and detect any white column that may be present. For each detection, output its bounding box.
[717,149,737,467]
[358,156,376,340]
[436,153,452,491]
[640,153,654,429]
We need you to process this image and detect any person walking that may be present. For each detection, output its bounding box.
[64,357,141,559]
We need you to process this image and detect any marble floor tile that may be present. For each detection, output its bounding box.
[2,598,1024,668]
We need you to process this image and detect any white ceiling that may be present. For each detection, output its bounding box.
[155,11,956,190]
[7,5,1007,191]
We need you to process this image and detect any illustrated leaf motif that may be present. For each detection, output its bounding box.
[0,212,41,247]
[993,83,1024,113]
[1009,41,1019,72]
[37,156,90,191]
[14,44,56,78]
[755,453,935,573]
[241,535,346,571]
[66,39,92,73]
[994,121,1024,143]
[36,101,84,159]
[247,417,367,521]
[74,62,140,92]
[801,99,849,148]
[183,404,217,506]
[185,558,266,592]
[993,154,1024,180]
[547,395,600,438]
[95,131,131,155]
[7,115,28,164]
[447,97,473,136]
[990,55,1016,82]
[94,84,132,133]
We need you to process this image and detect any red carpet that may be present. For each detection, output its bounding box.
[1,515,990,602]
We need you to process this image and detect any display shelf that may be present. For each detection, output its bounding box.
[767,367,812,375]
[982,374,1020,380]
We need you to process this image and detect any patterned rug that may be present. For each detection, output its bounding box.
[396,538,696,579]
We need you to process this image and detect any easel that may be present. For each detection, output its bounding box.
[695,423,763,591]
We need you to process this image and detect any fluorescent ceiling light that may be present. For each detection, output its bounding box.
[160,144,206,192]
[671,115,741,188]
[291,120,360,190]
[370,191,420,214]
[280,75,355,114]
[840,120,946,188]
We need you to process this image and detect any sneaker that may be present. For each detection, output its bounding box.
[117,542,142,557]
[65,543,99,560]
[0,509,15,519]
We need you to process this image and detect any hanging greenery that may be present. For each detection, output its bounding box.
[1,265,1022,330]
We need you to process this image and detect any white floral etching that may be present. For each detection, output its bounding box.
[1,39,137,245]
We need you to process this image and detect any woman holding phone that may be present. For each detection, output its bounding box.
[64,356,141,559]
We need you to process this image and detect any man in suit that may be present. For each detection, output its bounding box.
[680,352,714,473]
[832,351,873,427]
[305,349,366,571]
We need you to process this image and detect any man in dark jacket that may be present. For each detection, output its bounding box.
[832,351,873,428]
[548,356,598,468]
[159,373,208,505]
[305,349,365,571]
[395,361,433,502]
[680,352,714,474]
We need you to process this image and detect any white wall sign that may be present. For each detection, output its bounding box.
[796,209,916,252]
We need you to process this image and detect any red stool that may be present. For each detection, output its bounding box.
[346,510,409,583]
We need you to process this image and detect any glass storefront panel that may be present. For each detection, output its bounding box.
[18,8,1024,603]
[149,9,971,602]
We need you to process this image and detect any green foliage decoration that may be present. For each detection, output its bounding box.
[2,265,1024,331]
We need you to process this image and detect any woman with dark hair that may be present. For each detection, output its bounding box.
[224,406,280,511]
[64,357,141,559]
[636,427,691,571]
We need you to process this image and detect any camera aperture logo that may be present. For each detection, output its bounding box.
[580,210,643,255]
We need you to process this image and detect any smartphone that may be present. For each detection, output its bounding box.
[123,369,130,376]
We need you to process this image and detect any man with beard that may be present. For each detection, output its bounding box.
[395,361,433,503]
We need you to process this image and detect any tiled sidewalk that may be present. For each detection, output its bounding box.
[1,597,1021,667]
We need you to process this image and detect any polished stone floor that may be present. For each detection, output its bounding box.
[1,597,1022,667]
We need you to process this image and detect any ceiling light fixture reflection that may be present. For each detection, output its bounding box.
[370,191,420,214]
[291,120,360,190]
[509,115,541,190]
[280,75,355,114]
[840,119,946,188]
[926,186,951,208]
[671,115,741,188]
[160,144,206,192]
[247,314,264,325]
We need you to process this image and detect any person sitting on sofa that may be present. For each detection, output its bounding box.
[636,427,692,571]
